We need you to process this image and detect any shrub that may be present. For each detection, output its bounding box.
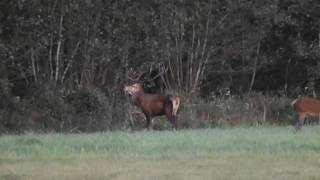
[0,81,299,132]
[176,93,294,128]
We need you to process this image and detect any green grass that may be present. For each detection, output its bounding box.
[1,126,320,159]
[1,126,320,179]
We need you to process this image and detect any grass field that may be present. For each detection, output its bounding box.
[1,126,320,180]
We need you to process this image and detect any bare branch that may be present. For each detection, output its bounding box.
[30,48,38,85]
[248,36,262,94]
[55,14,64,84]
[49,33,54,81]
[61,38,81,83]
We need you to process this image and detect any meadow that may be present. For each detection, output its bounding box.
[1,126,320,180]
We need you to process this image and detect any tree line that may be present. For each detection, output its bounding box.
[0,0,320,132]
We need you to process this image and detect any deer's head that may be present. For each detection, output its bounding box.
[124,83,144,95]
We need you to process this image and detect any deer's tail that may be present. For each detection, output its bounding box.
[169,95,180,116]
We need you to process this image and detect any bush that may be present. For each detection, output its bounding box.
[0,78,26,133]
[0,80,299,133]
[0,84,131,133]
[176,93,295,129]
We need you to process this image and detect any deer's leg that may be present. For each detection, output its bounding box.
[296,113,306,131]
[145,114,153,130]
[164,103,177,130]
[165,113,177,130]
[148,118,154,130]
[172,115,178,130]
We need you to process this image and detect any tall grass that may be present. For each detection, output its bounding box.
[1,126,320,160]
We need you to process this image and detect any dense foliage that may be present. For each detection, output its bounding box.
[0,0,320,132]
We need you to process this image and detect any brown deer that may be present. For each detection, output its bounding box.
[291,96,320,130]
[124,83,180,129]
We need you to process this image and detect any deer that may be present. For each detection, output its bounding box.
[291,96,320,130]
[124,82,180,130]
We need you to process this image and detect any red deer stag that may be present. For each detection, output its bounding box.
[291,96,320,130]
[124,83,180,129]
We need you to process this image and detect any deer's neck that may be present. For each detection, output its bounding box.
[131,91,145,106]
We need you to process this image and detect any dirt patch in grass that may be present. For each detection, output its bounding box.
[0,155,320,180]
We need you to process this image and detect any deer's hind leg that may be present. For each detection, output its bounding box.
[144,113,154,130]
[171,115,178,129]
[164,103,177,129]
[165,113,177,129]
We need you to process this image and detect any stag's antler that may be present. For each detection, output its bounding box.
[145,63,168,82]
[127,70,145,82]
[126,62,168,84]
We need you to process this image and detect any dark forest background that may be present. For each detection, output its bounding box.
[1,0,320,133]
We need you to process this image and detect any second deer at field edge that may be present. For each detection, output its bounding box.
[291,96,320,130]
